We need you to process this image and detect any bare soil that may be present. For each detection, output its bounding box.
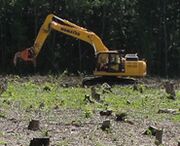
[0,75,179,146]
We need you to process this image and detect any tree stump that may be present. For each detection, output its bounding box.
[155,129,163,145]
[39,102,45,108]
[0,79,8,95]
[126,100,132,105]
[115,113,127,121]
[158,108,177,114]
[43,86,51,91]
[29,138,49,146]
[100,110,112,116]
[164,81,176,100]
[101,120,111,131]
[28,120,40,131]
[144,126,159,136]
[84,95,94,104]
[133,83,138,91]
[101,83,112,93]
[91,87,101,102]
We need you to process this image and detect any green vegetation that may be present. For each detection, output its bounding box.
[56,140,69,146]
[0,140,7,145]
[1,78,180,122]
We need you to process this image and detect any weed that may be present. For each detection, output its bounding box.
[0,140,7,145]
[41,129,49,137]
[56,139,69,146]
[0,112,6,118]
[83,107,92,118]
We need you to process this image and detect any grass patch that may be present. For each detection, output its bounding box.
[0,140,7,145]
[1,78,180,122]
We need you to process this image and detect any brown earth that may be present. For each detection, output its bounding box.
[0,75,179,146]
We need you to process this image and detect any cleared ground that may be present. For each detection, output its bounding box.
[0,75,179,146]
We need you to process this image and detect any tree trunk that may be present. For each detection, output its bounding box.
[29,138,49,146]
[163,0,168,77]
[155,129,163,145]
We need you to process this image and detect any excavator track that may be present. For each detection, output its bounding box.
[82,76,137,86]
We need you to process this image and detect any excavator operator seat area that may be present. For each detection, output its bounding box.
[96,52,124,73]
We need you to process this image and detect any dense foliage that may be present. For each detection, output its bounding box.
[0,0,180,77]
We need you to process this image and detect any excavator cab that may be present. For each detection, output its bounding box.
[96,51,123,72]
[94,51,146,77]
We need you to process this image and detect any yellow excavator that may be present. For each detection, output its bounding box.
[13,14,146,85]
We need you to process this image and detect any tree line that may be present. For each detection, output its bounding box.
[0,0,180,77]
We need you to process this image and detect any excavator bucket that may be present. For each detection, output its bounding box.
[13,47,36,67]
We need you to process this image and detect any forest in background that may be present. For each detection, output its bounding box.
[0,0,180,77]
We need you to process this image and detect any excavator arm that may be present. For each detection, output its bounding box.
[13,14,109,65]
